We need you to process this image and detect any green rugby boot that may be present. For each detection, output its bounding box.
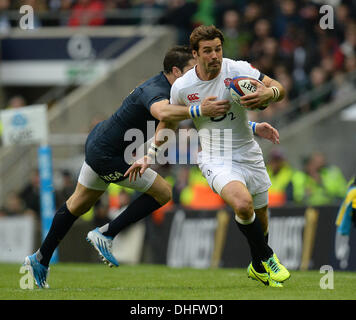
[262,254,291,283]
[247,263,283,288]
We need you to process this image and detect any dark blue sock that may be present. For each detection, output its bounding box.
[235,217,273,272]
[101,193,162,238]
[38,203,78,267]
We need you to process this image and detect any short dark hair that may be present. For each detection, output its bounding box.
[190,25,225,52]
[163,45,193,74]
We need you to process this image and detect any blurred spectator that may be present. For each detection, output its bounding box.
[308,66,332,111]
[344,54,356,73]
[19,169,41,218]
[266,148,294,207]
[0,0,10,35]
[5,95,27,109]
[55,169,76,208]
[332,70,354,100]
[106,184,134,217]
[191,0,215,27]
[220,9,251,60]
[56,0,74,25]
[0,191,36,217]
[133,0,166,25]
[178,165,225,210]
[172,166,190,205]
[335,3,352,44]
[287,151,348,206]
[298,66,331,114]
[92,197,110,226]
[242,1,262,31]
[68,0,105,27]
[159,0,197,45]
[254,37,281,76]
[273,0,302,39]
[340,21,356,59]
[250,18,272,61]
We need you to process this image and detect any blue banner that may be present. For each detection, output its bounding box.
[38,145,58,263]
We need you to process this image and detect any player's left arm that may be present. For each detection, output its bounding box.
[240,75,286,109]
[262,75,286,102]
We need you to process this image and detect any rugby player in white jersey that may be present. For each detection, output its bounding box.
[126,25,290,287]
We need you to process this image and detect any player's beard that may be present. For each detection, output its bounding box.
[206,59,221,77]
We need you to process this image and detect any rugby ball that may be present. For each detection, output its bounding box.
[229,76,268,110]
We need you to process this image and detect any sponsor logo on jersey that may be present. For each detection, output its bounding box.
[187,93,200,102]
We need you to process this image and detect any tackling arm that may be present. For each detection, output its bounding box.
[150,98,231,122]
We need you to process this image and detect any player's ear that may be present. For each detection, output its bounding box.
[172,66,182,78]
[192,50,198,59]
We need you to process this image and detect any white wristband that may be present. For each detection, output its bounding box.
[271,86,280,101]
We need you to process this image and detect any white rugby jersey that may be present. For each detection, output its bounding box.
[170,58,265,164]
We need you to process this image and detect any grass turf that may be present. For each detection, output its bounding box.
[1,262,356,300]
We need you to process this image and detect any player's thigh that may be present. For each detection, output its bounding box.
[115,168,171,205]
[220,180,254,218]
[69,161,109,216]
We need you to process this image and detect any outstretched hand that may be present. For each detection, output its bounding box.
[256,122,280,144]
[124,156,151,182]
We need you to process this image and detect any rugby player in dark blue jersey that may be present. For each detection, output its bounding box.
[24,46,279,288]
[23,46,232,287]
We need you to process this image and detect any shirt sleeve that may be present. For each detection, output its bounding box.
[170,82,183,105]
[140,86,169,111]
[237,60,264,81]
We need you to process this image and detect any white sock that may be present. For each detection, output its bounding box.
[235,212,256,225]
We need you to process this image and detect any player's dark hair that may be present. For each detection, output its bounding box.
[163,45,193,74]
[190,25,225,52]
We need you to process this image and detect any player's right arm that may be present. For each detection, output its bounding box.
[150,98,230,122]
[124,120,177,182]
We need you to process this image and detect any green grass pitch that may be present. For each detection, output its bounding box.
[1,263,356,300]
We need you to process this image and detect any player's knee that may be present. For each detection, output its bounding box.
[233,197,253,221]
[66,188,103,216]
[67,197,91,216]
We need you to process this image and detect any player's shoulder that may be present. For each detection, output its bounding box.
[172,67,198,91]
[140,72,169,90]
[223,58,260,79]
[223,58,255,71]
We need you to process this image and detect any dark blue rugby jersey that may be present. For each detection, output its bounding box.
[85,72,171,159]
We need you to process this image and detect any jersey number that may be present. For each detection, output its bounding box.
[210,112,236,122]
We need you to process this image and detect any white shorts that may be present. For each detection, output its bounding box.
[77,161,158,193]
[198,155,271,209]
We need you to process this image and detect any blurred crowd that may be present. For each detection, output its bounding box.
[0,0,355,121]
